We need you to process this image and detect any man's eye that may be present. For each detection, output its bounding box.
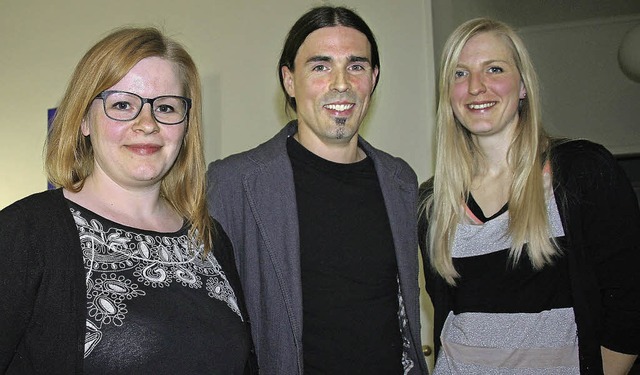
[350,65,365,71]
[312,65,327,72]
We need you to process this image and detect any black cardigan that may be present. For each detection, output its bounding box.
[419,140,640,374]
[0,188,257,374]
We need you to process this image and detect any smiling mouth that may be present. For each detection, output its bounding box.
[127,145,161,155]
[468,102,496,110]
[324,103,354,112]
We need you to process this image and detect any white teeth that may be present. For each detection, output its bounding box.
[468,102,495,110]
[324,103,354,111]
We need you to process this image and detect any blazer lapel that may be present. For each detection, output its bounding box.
[241,130,304,344]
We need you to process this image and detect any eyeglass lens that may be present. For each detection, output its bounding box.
[102,91,188,125]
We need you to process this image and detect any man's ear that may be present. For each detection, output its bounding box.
[371,66,380,94]
[282,65,295,98]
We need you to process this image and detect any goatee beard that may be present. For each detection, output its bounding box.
[334,117,347,139]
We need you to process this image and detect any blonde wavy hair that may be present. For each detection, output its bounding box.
[421,18,558,285]
[45,26,213,252]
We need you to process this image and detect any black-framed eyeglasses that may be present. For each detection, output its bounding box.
[95,90,192,125]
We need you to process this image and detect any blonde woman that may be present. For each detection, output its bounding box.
[419,18,640,374]
[0,27,256,373]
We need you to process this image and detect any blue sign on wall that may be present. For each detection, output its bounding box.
[47,108,56,190]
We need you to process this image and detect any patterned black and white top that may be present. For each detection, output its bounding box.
[67,200,251,374]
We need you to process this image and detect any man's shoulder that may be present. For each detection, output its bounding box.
[207,125,292,181]
[360,138,417,182]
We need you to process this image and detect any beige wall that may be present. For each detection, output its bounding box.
[0,0,437,367]
[0,0,435,206]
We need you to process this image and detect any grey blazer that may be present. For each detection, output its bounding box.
[207,121,428,375]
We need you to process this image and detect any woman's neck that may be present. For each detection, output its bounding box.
[64,175,182,232]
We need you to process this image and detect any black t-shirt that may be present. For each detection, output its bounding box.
[287,137,403,375]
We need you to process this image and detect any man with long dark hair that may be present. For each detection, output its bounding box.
[207,6,428,374]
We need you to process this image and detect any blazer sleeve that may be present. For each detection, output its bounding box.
[206,159,233,237]
[206,155,253,250]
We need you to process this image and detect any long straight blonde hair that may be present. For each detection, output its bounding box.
[45,27,213,252]
[421,18,558,285]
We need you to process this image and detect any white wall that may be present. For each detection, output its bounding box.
[0,0,437,367]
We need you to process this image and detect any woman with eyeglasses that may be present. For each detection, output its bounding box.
[419,18,640,374]
[0,27,257,374]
